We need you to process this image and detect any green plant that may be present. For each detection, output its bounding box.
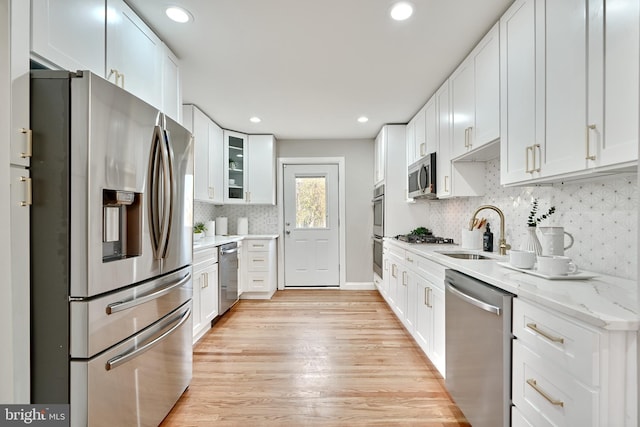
[193,222,206,234]
[527,199,556,227]
[410,227,430,235]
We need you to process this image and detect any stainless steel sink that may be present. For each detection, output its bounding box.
[437,252,493,260]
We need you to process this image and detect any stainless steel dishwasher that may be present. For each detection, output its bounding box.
[218,242,239,315]
[444,269,514,427]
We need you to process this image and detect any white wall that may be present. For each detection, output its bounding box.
[277,139,374,283]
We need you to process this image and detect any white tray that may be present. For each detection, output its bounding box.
[496,261,597,280]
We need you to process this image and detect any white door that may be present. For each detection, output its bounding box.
[283,164,339,287]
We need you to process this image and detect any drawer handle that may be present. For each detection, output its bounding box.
[526,323,564,344]
[526,378,564,407]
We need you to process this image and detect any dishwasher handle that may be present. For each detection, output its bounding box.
[220,247,238,255]
[446,282,501,315]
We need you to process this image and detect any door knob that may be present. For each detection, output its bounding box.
[286,230,291,235]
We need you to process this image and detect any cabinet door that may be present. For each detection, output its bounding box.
[191,269,203,335]
[161,43,181,123]
[190,106,211,202]
[405,117,416,166]
[450,58,474,159]
[540,0,589,177]
[31,0,105,74]
[10,0,29,167]
[374,128,385,184]
[414,278,431,353]
[106,0,162,109]
[208,120,224,204]
[436,81,452,198]
[473,24,500,148]
[396,266,409,322]
[413,105,427,160]
[200,264,219,323]
[500,0,540,185]
[592,0,639,167]
[247,134,276,204]
[424,97,437,155]
[405,271,417,335]
[430,285,446,376]
[224,130,248,203]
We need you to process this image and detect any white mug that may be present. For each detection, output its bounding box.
[461,229,483,250]
[537,255,578,276]
[509,250,536,269]
[538,227,574,256]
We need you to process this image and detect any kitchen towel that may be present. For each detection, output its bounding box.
[216,217,228,235]
[205,220,216,237]
[237,217,248,235]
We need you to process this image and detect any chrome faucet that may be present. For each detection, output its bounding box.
[469,205,511,255]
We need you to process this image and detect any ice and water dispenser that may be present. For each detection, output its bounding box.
[102,189,142,262]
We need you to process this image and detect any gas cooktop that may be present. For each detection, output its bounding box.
[395,234,455,244]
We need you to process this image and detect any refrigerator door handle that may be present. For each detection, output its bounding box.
[149,122,173,259]
[149,125,164,259]
[105,305,191,371]
[105,272,191,315]
[161,127,175,258]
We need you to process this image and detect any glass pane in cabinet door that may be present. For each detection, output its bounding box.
[228,136,244,199]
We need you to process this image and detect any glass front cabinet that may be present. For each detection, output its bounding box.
[224,130,248,203]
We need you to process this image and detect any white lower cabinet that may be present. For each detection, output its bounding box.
[512,298,636,426]
[380,241,446,377]
[240,238,277,299]
[192,247,219,343]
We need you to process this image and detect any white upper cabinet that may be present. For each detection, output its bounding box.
[451,23,500,159]
[247,134,276,205]
[183,105,223,204]
[31,0,105,74]
[106,0,162,109]
[405,117,416,167]
[161,43,182,123]
[501,0,639,185]
[373,127,386,185]
[412,105,427,163]
[424,97,437,156]
[224,130,248,204]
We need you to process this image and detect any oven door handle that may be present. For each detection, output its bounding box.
[105,273,191,315]
[446,283,501,315]
[105,305,191,371]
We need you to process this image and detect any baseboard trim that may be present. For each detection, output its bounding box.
[341,282,376,290]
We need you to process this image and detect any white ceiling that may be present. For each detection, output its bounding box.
[127,0,513,140]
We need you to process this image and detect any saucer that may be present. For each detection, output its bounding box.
[496,261,597,280]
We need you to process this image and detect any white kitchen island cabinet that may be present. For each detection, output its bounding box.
[500,0,639,186]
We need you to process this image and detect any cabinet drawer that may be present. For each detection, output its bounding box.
[246,272,270,291]
[193,247,218,269]
[513,340,598,427]
[245,239,272,252]
[246,252,270,272]
[511,406,534,427]
[414,254,445,287]
[513,298,600,387]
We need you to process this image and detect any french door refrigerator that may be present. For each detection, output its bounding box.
[30,70,194,427]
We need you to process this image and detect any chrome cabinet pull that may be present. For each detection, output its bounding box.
[19,176,32,206]
[402,271,408,286]
[526,379,564,407]
[427,287,433,308]
[586,124,596,160]
[466,127,473,149]
[444,175,449,193]
[526,322,564,343]
[420,142,426,157]
[20,128,32,158]
[464,127,469,148]
[391,264,397,278]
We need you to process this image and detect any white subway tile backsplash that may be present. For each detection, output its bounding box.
[421,159,637,280]
[194,202,279,235]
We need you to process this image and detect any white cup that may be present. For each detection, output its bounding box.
[509,250,536,269]
[461,229,483,250]
[537,255,578,276]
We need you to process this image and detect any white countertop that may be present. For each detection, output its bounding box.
[385,238,639,331]
[193,234,279,251]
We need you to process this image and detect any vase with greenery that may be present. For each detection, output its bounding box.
[524,199,555,255]
[193,222,206,241]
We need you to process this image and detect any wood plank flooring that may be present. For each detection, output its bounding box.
[160,290,469,426]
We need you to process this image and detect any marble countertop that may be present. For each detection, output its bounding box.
[193,234,279,251]
[385,238,639,331]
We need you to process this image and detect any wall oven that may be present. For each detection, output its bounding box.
[408,152,437,199]
[372,184,384,276]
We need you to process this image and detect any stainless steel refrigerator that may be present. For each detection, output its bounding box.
[30,70,194,427]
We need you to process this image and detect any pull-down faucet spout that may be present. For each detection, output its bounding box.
[469,205,511,255]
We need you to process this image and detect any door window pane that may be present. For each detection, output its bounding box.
[295,176,327,228]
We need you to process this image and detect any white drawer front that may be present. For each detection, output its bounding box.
[513,298,600,387]
[513,341,598,427]
[247,253,270,272]
[414,254,445,287]
[512,406,534,427]
[246,239,272,252]
[193,247,218,265]
[246,272,269,291]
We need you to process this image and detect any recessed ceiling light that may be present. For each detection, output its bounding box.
[357,116,369,123]
[249,116,261,123]
[166,6,192,23]
[390,2,413,21]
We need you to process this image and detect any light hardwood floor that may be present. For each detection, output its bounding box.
[161,290,469,426]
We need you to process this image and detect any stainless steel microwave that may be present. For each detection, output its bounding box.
[408,153,437,199]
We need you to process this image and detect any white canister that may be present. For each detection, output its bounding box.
[205,220,216,237]
[216,217,228,235]
[461,229,483,250]
[237,217,248,235]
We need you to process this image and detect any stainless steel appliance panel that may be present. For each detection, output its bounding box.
[445,269,513,427]
[69,71,167,297]
[161,114,194,274]
[372,184,384,237]
[373,236,383,276]
[70,302,192,427]
[219,242,239,315]
[70,266,192,358]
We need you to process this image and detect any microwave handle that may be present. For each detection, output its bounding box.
[417,165,424,192]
